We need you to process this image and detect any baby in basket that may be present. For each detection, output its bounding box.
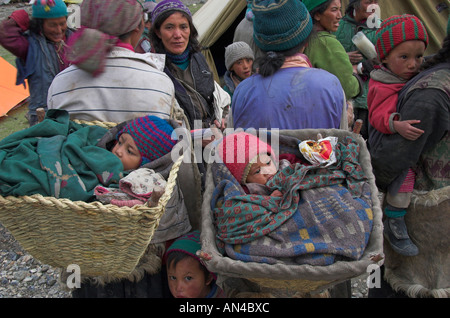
[94,114,178,207]
[212,132,374,266]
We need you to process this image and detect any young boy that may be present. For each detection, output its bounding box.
[223,41,255,99]
[368,14,429,256]
[165,230,225,298]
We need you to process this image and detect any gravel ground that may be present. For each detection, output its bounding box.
[0,0,370,299]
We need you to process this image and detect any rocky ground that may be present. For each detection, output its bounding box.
[0,0,370,299]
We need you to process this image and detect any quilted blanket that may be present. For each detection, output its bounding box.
[0,110,124,201]
[211,136,373,266]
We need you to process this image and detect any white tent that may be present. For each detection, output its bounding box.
[193,0,246,82]
[194,0,449,82]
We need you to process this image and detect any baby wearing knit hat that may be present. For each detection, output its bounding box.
[368,14,429,257]
[217,132,284,197]
[112,115,177,171]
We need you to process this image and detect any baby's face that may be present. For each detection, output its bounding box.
[246,153,277,185]
[111,133,142,171]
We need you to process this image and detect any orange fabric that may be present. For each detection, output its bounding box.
[0,57,29,117]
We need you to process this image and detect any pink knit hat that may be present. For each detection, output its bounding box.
[217,132,273,184]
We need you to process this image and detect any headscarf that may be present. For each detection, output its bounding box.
[66,0,143,76]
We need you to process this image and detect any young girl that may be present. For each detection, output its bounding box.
[223,41,255,99]
[368,15,429,257]
[165,230,225,298]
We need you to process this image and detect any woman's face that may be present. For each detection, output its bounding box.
[156,12,190,55]
[42,17,67,43]
[354,0,379,22]
[314,0,342,32]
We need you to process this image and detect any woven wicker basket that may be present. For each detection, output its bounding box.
[200,129,384,297]
[0,119,184,278]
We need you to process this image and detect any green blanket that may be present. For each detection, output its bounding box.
[0,110,124,201]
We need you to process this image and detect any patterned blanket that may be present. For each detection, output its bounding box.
[0,110,124,201]
[211,136,373,266]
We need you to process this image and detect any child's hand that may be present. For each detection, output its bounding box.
[393,120,424,141]
[270,190,283,197]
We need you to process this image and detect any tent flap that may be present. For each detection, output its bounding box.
[0,57,29,117]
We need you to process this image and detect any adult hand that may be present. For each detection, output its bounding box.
[393,120,425,141]
[348,50,363,64]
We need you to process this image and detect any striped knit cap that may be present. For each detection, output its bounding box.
[375,14,428,61]
[252,0,313,52]
[151,0,191,25]
[66,0,143,76]
[118,116,177,166]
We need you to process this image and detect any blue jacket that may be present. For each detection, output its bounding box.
[16,30,73,115]
[231,67,345,130]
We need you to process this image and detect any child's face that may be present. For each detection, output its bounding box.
[383,40,426,80]
[231,58,253,80]
[167,257,212,298]
[246,153,277,185]
[111,133,142,171]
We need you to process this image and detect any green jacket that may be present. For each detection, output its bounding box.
[305,31,361,100]
[334,15,380,110]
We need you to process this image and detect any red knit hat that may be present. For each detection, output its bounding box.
[217,132,273,184]
[375,14,428,61]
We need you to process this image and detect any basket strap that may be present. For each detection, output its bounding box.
[73,119,117,129]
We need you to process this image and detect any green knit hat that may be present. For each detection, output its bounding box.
[32,0,68,19]
[303,0,328,12]
[165,230,202,263]
[252,0,313,52]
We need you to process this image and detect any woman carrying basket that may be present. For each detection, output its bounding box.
[47,0,184,125]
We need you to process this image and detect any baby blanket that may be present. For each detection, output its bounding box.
[0,110,124,201]
[211,136,373,266]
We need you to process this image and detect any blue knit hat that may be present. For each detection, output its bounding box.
[118,116,177,166]
[252,0,313,52]
[32,0,68,19]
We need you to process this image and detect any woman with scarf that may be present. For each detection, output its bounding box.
[230,0,347,131]
[47,0,182,125]
[149,0,229,131]
[47,0,183,298]
[0,0,73,126]
[334,0,381,140]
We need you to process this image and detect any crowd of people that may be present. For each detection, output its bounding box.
[0,0,448,299]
